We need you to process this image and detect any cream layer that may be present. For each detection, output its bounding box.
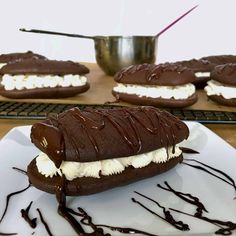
[36,145,182,181]
[1,74,87,90]
[204,80,236,99]
[113,83,195,99]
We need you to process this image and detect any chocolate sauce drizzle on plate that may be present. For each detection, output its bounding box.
[0,182,31,223]
[158,181,236,235]
[12,167,27,175]
[48,106,185,164]
[132,191,189,231]
[70,207,157,236]
[21,201,37,228]
[157,181,208,216]
[0,233,17,235]
[37,208,53,236]
[182,158,236,194]
[55,175,156,235]
[179,147,199,154]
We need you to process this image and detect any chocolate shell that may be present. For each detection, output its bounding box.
[211,63,236,86]
[0,83,90,99]
[30,106,189,167]
[208,95,236,107]
[112,91,198,108]
[173,59,214,72]
[0,59,89,75]
[114,63,196,86]
[27,155,183,196]
[201,55,236,66]
[0,51,46,63]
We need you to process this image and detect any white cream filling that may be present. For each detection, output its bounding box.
[113,83,195,99]
[195,72,210,78]
[36,145,182,181]
[0,74,87,91]
[0,63,6,69]
[204,80,236,99]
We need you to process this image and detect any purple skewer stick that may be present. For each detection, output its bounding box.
[155,5,199,38]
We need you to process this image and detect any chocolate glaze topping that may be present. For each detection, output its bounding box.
[114,63,196,86]
[0,51,46,63]
[0,59,89,76]
[201,55,236,66]
[211,63,236,86]
[30,106,189,166]
[173,59,214,73]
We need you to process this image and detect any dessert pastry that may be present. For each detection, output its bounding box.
[0,59,90,99]
[27,106,189,196]
[204,63,236,107]
[0,51,46,69]
[200,55,236,66]
[112,63,198,108]
[174,59,215,89]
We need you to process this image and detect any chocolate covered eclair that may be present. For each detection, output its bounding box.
[112,63,198,108]
[204,63,236,107]
[28,106,189,196]
[200,55,236,66]
[0,51,46,69]
[0,59,90,99]
[173,59,215,89]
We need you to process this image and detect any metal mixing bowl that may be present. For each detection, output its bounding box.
[93,36,157,75]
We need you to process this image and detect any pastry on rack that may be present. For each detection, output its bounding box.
[112,63,198,108]
[200,55,236,66]
[173,58,215,89]
[204,63,236,107]
[28,106,189,195]
[0,51,46,69]
[0,59,90,99]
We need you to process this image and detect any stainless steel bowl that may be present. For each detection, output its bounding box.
[94,36,157,75]
[20,29,158,76]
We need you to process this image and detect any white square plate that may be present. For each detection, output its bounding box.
[0,122,236,236]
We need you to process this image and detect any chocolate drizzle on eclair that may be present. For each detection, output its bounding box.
[0,51,46,63]
[114,63,196,86]
[30,106,188,166]
[173,59,214,72]
[211,63,236,86]
[0,59,89,76]
[201,55,236,66]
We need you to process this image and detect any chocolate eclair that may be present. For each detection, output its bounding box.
[112,63,198,108]
[28,106,189,196]
[173,59,215,89]
[0,59,90,99]
[200,55,236,66]
[204,63,236,107]
[0,51,46,69]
